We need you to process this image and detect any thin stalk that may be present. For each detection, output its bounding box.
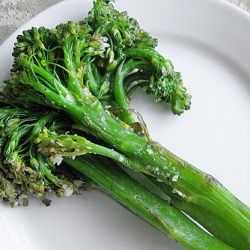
[37,127,250,248]
[33,83,250,244]
[64,155,233,250]
[147,174,249,249]
[68,101,250,244]
[21,53,250,245]
[113,59,152,124]
[172,199,249,249]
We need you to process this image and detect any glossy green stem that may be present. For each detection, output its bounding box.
[64,155,233,250]
[27,56,250,246]
[63,94,250,245]
[147,174,249,249]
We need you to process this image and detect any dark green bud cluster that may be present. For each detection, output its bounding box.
[0,105,83,206]
[146,69,191,115]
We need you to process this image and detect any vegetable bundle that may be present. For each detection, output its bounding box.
[0,0,249,249]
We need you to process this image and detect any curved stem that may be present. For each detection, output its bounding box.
[113,59,152,124]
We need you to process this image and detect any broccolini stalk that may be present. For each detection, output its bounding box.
[6,34,249,246]
[63,155,233,250]
[146,174,249,249]
[1,0,249,248]
[35,125,250,249]
[171,199,249,249]
[0,105,233,249]
[0,103,232,249]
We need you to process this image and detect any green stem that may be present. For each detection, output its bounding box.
[172,198,249,249]
[64,155,233,250]
[147,174,249,249]
[125,47,170,71]
[25,53,250,245]
[84,56,101,97]
[38,126,250,248]
[113,59,152,124]
[132,142,250,244]
[38,84,250,245]
[70,100,250,245]
[36,131,144,173]
[31,62,70,97]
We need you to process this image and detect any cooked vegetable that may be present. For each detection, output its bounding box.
[0,0,249,249]
[0,102,233,249]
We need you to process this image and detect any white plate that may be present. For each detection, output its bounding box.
[1,0,250,249]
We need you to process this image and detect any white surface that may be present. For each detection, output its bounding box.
[0,0,250,249]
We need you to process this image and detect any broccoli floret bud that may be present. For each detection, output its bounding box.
[145,66,191,115]
[0,105,82,206]
[87,0,157,56]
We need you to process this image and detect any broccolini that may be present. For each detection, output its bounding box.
[0,0,249,249]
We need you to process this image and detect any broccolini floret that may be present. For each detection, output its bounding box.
[0,103,83,206]
[4,0,191,116]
